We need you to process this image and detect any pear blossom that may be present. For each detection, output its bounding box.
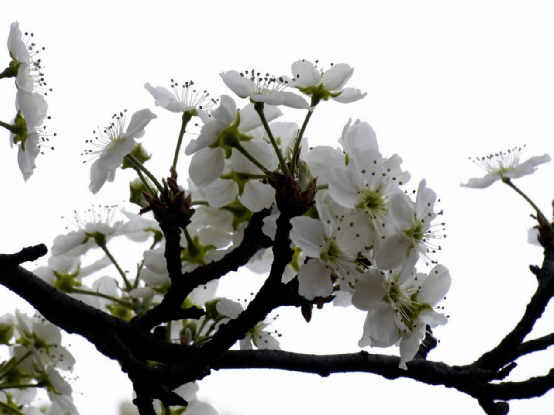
[339,118,378,154]
[285,60,367,103]
[147,383,219,415]
[14,311,76,372]
[51,205,122,257]
[86,109,157,194]
[5,22,48,94]
[145,80,216,113]
[247,245,306,284]
[9,89,48,181]
[352,264,450,369]
[220,69,309,109]
[461,146,551,188]
[202,146,276,211]
[290,201,373,300]
[34,254,111,294]
[325,147,408,240]
[375,179,444,272]
[185,96,281,187]
[7,22,31,69]
[216,298,280,350]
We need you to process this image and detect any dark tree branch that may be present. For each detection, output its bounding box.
[2,224,554,414]
[132,208,272,332]
[472,246,554,371]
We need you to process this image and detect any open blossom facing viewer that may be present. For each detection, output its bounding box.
[461,146,551,188]
[86,109,156,194]
[352,264,451,369]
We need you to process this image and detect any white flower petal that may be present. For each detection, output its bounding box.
[238,181,276,212]
[290,217,325,258]
[322,63,354,91]
[189,147,225,187]
[298,259,333,300]
[332,87,367,103]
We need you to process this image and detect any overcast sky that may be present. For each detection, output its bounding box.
[1,1,554,414]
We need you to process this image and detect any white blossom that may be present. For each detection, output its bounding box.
[290,202,372,300]
[220,69,309,109]
[375,179,444,272]
[87,109,157,194]
[216,298,280,350]
[285,60,366,103]
[353,264,450,369]
[145,80,216,113]
[461,146,551,188]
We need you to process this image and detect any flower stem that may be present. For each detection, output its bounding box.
[133,238,160,289]
[97,242,133,291]
[70,288,136,308]
[0,352,32,378]
[0,64,18,79]
[125,154,164,193]
[234,142,268,172]
[0,401,25,415]
[316,184,329,191]
[172,111,193,171]
[0,120,18,134]
[254,102,289,176]
[503,178,554,238]
[290,98,318,176]
[135,168,157,198]
[0,384,42,390]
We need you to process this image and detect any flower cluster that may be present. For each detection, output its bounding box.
[1,22,53,181]
[138,58,449,367]
[0,311,77,414]
[71,57,450,368]
[4,19,554,415]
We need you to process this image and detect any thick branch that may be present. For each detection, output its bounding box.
[132,209,272,332]
[472,246,554,370]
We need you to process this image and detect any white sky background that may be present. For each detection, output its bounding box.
[1,1,554,414]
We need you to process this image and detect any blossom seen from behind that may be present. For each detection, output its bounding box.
[285,59,367,104]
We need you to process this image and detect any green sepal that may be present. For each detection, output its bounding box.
[0,322,14,345]
[204,299,221,320]
[289,247,303,273]
[222,199,253,230]
[130,178,155,208]
[106,304,133,321]
[0,56,22,79]
[295,84,329,103]
[53,269,82,293]
[304,204,319,220]
[9,111,28,149]
[219,171,264,195]
[297,160,312,191]
[181,233,215,266]
[209,110,252,158]
[122,143,152,169]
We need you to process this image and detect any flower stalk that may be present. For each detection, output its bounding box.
[125,153,164,194]
[172,111,193,171]
[503,178,554,239]
[254,102,288,175]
